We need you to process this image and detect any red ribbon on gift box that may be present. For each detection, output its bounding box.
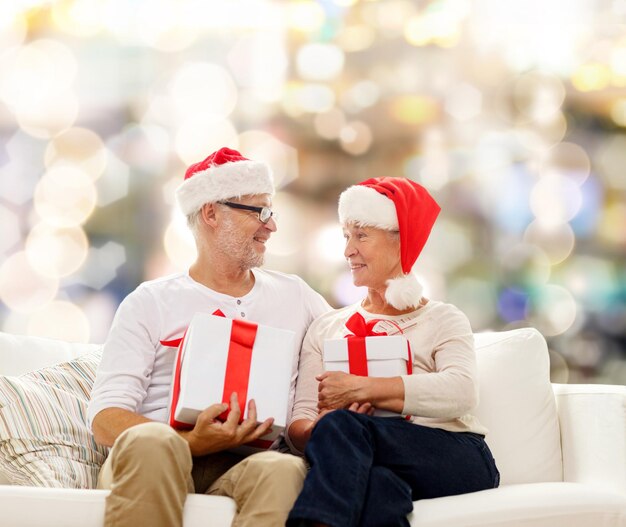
[344,312,387,376]
[344,312,414,420]
[212,310,258,423]
[344,312,413,376]
[167,327,191,430]
[165,310,259,429]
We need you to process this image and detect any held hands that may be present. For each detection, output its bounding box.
[316,370,372,412]
[183,392,273,456]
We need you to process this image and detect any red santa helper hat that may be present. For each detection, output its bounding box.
[338,177,441,310]
[176,147,274,216]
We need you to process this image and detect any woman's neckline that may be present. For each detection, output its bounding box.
[357,297,431,319]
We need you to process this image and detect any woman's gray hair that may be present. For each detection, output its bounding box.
[346,221,400,242]
[386,230,400,241]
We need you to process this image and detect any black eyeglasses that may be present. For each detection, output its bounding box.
[218,201,276,224]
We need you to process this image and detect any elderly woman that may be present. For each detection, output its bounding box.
[286,177,500,527]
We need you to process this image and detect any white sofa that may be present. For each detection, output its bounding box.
[0,328,624,527]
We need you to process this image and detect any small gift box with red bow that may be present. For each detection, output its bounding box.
[323,312,413,417]
[167,311,296,452]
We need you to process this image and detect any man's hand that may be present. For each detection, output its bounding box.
[182,392,274,456]
[316,371,369,411]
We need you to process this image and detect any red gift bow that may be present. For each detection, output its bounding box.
[344,312,387,376]
[165,310,259,429]
[343,312,413,377]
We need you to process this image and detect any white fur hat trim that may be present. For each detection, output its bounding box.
[338,185,398,229]
[385,271,424,310]
[176,160,274,216]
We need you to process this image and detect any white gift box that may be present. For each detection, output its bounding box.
[323,335,412,417]
[168,312,296,448]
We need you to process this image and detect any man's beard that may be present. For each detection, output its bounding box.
[215,215,265,271]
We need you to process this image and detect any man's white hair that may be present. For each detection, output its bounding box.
[186,208,203,238]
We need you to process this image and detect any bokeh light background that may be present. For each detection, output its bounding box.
[1,0,625,385]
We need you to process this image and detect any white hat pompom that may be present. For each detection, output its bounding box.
[385,271,423,310]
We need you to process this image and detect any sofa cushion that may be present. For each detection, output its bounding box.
[0,487,237,527]
[0,349,108,488]
[473,328,563,485]
[409,482,626,527]
[0,332,99,377]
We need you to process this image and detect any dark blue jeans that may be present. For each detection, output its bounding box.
[287,410,500,527]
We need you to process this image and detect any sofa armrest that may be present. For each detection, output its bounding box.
[553,383,626,494]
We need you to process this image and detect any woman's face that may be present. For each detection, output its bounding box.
[343,223,403,289]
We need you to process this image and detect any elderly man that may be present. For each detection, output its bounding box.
[87,147,330,527]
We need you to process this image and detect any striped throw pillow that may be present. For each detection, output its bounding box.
[0,349,109,488]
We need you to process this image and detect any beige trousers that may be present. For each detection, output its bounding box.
[97,422,306,527]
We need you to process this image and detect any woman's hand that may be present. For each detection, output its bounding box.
[348,401,375,415]
[316,371,369,411]
[317,372,406,414]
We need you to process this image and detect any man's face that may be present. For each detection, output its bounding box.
[215,194,277,271]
